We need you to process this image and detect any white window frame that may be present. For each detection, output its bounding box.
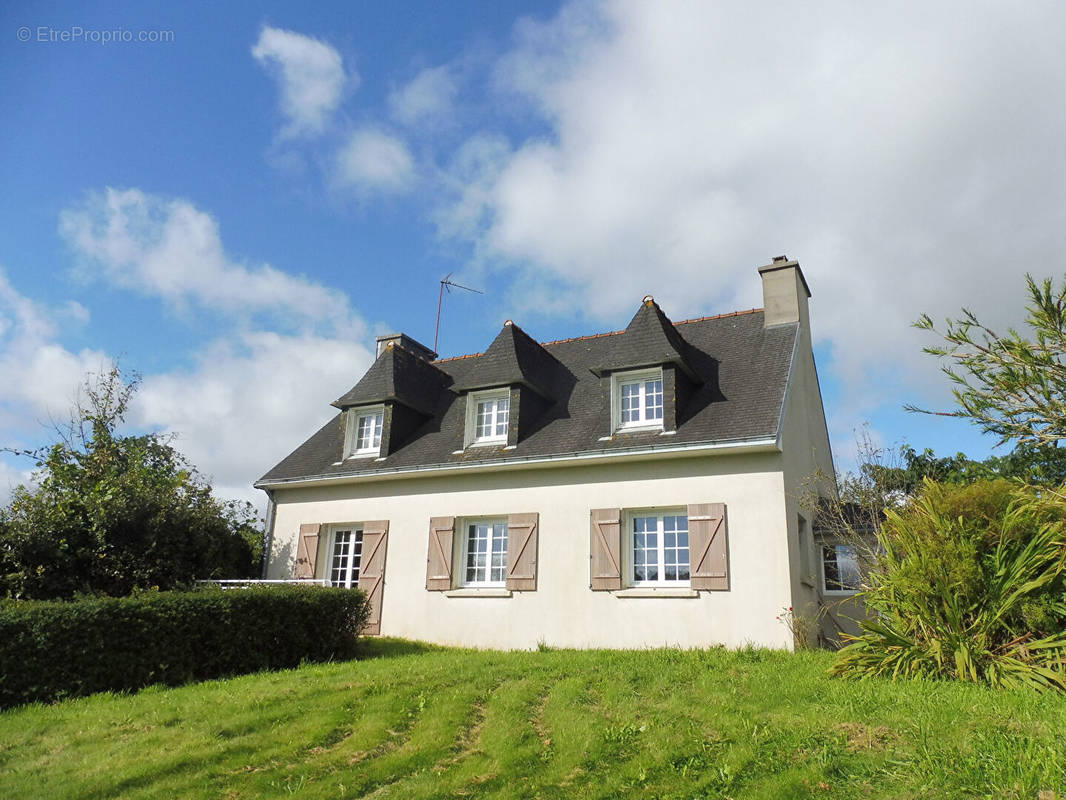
[624,508,690,587]
[820,541,861,595]
[345,406,384,458]
[465,389,510,446]
[612,368,664,432]
[456,516,509,587]
[325,525,363,588]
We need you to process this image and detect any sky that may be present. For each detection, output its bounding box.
[2,0,1065,512]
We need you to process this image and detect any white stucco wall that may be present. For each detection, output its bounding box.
[267,450,796,650]
[777,316,843,646]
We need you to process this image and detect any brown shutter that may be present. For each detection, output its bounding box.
[506,513,539,591]
[590,508,622,590]
[294,523,321,579]
[689,503,729,591]
[426,516,455,591]
[357,520,389,634]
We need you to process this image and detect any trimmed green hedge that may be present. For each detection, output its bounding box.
[0,585,369,707]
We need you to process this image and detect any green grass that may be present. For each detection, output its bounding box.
[1,639,1064,799]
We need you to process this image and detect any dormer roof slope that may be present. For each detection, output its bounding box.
[452,321,568,399]
[332,344,450,416]
[591,298,697,379]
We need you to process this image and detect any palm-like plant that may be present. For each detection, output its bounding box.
[831,480,1066,691]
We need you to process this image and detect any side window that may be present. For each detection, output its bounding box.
[822,543,860,593]
[798,515,814,587]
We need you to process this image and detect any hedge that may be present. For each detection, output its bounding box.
[0,584,370,707]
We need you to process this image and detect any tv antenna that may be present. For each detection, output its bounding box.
[434,273,483,353]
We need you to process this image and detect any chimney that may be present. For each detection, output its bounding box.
[758,255,811,328]
[375,333,438,361]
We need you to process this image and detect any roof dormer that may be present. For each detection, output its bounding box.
[594,297,702,437]
[453,321,570,448]
[333,336,450,457]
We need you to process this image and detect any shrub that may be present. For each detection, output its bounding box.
[0,584,369,707]
[831,479,1066,691]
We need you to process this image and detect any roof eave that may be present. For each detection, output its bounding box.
[255,435,781,491]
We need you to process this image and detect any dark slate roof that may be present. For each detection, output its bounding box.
[592,298,697,378]
[452,321,567,399]
[258,308,797,485]
[332,344,450,416]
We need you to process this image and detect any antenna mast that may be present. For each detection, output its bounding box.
[434,273,484,354]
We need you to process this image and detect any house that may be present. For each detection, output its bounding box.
[256,256,842,650]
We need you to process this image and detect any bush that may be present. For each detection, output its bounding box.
[831,479,1066,691]
[0,585,369,707]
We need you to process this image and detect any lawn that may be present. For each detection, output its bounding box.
[1,640,1064,799]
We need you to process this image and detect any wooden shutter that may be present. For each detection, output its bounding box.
[506,513,539,591]
[426,516,455,591]
[357,520,389,634]
[590,508,622,590]
[689,503,729,591]
[294,523,321,579]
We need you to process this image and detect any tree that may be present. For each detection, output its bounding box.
[912,274,1066,447]
[0,367,261,599]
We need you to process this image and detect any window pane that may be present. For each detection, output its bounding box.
[371,413,383,447]
[496,397,510,437]
[824,544,860,591]
[476,401,492,438]
[645,379,663,420]
[330,530,362,588]
[621,382,640,422]
[356,416,371,449]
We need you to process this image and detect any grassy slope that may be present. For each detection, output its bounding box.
[1,640,1064,799]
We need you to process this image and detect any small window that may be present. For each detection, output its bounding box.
[328,528,363,588]
[628,510,689,586]
[466,389,510,445]
[346,407,384,457]
[822,543,861,593]
[460,518,509,587]
[613,369,664,431]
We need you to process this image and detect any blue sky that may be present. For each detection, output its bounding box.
[3,0,1064,509]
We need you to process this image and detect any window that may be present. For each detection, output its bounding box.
[346,407,383,457]
[466,389,510,445]
[328,528,363,588]
[629,511,689,586]
[460,518,509,587]
[822,543,861,593]
[613,369,664,431]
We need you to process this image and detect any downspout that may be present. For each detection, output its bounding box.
[261,489,277,579]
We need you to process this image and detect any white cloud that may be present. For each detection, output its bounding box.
[252,25,349,138]
[59,188,356,331]
[438,0,1066,420]
[0,269,109,433]
[132,330,372,506]
[388,65,458,126]
[335,128,416,193]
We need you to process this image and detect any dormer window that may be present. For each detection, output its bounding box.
[613,368,664,431]
[346,406,384,457]
[466,389,510,446]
